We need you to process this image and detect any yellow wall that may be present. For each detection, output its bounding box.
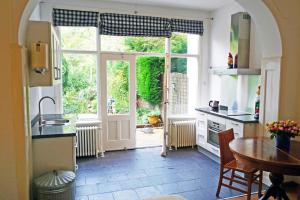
[0,0,300,199]
[264,0,300,122]
[0,0,30,199]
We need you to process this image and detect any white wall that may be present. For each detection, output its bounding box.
[208,2,262,111]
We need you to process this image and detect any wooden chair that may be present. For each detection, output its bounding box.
[216,129,263,200]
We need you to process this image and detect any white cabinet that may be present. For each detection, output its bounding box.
[195,111,258,157]
[226,120,244,138]
[27,21,61,87]
[195,112,207,148]
[32,136,76,179]
[226,119,258,138]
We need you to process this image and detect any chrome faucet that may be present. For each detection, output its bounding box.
[38,96,56,127]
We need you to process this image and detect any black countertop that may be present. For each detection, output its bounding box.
[31,114,76,139]
[195,108,259,124]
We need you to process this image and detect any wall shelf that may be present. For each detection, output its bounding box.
[209,68,261,75]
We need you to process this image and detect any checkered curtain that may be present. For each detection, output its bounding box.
[99,13,172,37]
[53,8,99,27]
[171,19,204,35]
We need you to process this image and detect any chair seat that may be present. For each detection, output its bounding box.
[224,160,258,173]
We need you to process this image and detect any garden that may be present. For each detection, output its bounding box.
[62,30,188,125]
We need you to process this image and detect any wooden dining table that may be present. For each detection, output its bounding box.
[229,138,300,200]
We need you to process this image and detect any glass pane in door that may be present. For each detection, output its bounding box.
[107,60,130,114]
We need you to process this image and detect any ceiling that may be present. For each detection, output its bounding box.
[99,0,235,11]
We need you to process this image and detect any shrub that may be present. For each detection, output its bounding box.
[136,57,164,106]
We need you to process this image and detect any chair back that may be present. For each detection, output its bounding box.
[218,128,235,166]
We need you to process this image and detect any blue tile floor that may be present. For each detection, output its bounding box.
[76,147,260,200]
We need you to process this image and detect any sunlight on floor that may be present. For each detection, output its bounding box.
[136,127,163,148]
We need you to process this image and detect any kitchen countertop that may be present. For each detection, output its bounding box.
[31,114,76,139]
[195,107,259,123]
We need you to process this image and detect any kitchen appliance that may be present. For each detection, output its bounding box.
[230,12,251,68]
[207,120,226,148]
[209,100,219,110]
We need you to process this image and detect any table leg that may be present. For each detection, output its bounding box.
[260,173,289,200]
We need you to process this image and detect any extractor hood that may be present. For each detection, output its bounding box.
[210,12,261,76]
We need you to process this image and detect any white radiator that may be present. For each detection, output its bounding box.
[76,123,103,157]
[168,120,196,150]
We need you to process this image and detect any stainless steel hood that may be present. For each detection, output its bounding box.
[210,12,261,76]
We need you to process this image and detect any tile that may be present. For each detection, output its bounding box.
[89,193,114,200]
[98,182,122,193]
[119,179,146,190]
[179,189,210,200]
[76,184,98,196]
[75,196,88,200]
[75,147,261,199]
[135,186,161,199]
[139,175,164,186]
[85,176,107,185]
[107,173,128,182]
[156,183,180,195]
[113,189,139,200]
[177,180,201,192]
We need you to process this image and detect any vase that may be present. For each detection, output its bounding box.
[276,134,291,151]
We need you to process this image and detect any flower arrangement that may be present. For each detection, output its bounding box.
[266,120,300,139]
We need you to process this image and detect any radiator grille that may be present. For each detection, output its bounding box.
[168,120,196,149]
[76,125,103,157]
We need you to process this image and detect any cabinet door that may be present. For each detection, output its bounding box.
[226,119,244,138]
[51,28,61,81]
[196,112,207,147]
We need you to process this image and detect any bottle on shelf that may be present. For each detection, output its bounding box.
[228,52,233,68]
[254,85,261,120]
[234,54,238,68]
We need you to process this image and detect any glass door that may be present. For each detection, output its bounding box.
[100,53,136,150]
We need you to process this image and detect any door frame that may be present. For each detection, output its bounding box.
[100,53,136,151]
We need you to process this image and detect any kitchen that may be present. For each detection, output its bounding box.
[24,0,297,200]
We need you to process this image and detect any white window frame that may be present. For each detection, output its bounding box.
[60,27,201,119]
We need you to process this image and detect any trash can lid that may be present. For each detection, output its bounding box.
[34,170,76,189]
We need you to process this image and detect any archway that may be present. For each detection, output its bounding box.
[16,0,283,198]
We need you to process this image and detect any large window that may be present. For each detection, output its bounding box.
[60,26,200,118]
[101,35,165,53]
[169,33,199,115]
[60,27,98,116]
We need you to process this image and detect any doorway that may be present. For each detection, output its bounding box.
[100,53,136,151]
[135,55,165,148]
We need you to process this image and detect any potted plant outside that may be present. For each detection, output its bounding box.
[266,120,300,151]
[147,108,161,125]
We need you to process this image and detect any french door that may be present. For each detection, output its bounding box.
[100,53,136,151]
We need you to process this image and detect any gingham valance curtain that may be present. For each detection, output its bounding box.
[53,8,99,27]
[52,9,204,36]
[171,19,204,36]
[99,13,172,37]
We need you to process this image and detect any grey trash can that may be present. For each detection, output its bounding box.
[34,170,76,200]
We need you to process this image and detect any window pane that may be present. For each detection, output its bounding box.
[171,33,199,54]
[62,54,97,114]
[107,60,129,114]
[101,35,165,53]
[169,57,198,114]
[60,27,97,50]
